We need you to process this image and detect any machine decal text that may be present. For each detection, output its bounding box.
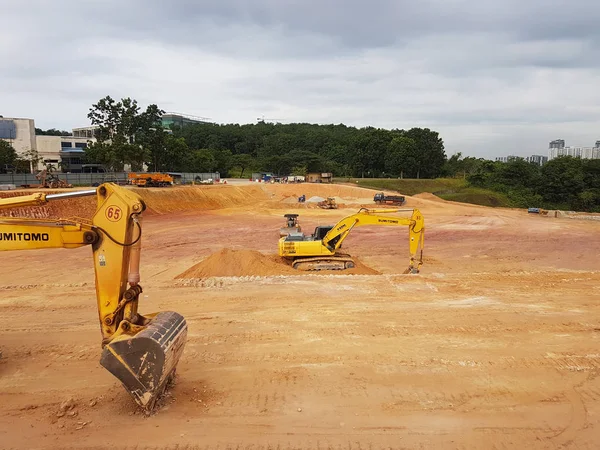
[0,232,50,241]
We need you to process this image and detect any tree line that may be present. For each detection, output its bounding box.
[445,153,600,212]
[77,95,448,178]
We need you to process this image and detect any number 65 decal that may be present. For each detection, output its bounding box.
[105,205,123,222]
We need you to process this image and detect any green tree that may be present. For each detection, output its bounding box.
[35,128,71,136]
[403,127,446,178]
[291,165,307,176]
[540,156,585,206]
[20,148,43,173]
[443,152,464,177]
[211,149,233,176]
[86,95,164,170]
[84,141,124,171]
[159,135,191,172]
[0,140,17,173]
[232,153,255,177]
[574,189,600,211]
[135,104,167,170]
[170,121,449,179]
[491,159,541,190]
[190,149,216,172]
[385,136,418,177]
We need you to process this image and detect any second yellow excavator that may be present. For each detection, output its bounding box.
[278,208,425,273]
[0,183,187,411]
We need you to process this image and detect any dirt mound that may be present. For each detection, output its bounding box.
[175,248,380,278]
[0,190,97,219]
[0,185,272,219]
[135,185,270,214]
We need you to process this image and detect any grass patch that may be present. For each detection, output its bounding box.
[436,188,512,207]
[335,177,512,208]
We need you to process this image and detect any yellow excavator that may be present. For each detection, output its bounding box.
[0,183,188,411]
[278,208,425,273]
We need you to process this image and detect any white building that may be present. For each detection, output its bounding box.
[525,155,548,166]
[0,116,97,172]
[495,155,520,163]
[548,139,600,161]
[0,117,38,171]
[494,154,548,165]
[36,135,94,172]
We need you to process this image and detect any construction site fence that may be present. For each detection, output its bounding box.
[0,172,220,187]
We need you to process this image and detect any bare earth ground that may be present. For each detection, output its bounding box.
[1,183,600,449]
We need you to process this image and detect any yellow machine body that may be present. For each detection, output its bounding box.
[278,208,425,273]
[0,183,187,411]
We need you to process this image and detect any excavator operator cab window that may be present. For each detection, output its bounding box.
[313,226,333,240]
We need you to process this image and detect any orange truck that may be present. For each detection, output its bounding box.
[128,172,174,187]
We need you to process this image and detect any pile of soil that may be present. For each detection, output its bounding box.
[0,190,97,219]
[136,185,269,214]
[175,248,380,278]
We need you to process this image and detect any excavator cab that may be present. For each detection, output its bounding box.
[312,225,333,240]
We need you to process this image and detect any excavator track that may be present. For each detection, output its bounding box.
[292,255,356,271]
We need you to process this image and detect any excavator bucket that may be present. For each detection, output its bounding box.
[99,311,188,410]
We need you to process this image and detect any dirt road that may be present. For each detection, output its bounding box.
[1,183,600,449]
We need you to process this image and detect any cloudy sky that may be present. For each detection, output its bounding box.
[2,0,600,158]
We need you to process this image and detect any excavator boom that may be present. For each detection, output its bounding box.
[278,207,425,273]
[0,183,188,411]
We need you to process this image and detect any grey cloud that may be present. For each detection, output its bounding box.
[2,0,600,157]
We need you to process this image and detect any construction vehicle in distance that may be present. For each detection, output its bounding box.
[374,192,405,205]
[37,168,73,189]
[528,207,549,216]
[318,197,338,209]
[128,172,174,187]
[20,167,73,189]
[0,183,188,412]
[279,208,424,273]
[280,213,301,237]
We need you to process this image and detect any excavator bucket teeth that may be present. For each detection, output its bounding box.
[99,311,188,410]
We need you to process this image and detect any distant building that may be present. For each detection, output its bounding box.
[495,155,520,163]
[548,139,600,160]
[525,155,548,166]
[495,155,548,166]
[161,112,212,129]
[36,135,92,172]
[306,172,333,183]
[72,125,100,139]
[0,116,102,172]
[0,116,36,155]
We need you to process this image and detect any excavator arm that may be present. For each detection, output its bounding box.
[322,208,425,273]
[0,183,188,411]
